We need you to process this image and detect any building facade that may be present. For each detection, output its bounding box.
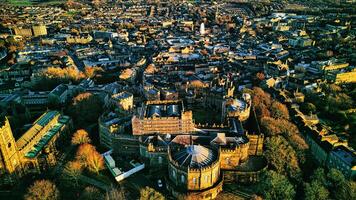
[132,100,195,135]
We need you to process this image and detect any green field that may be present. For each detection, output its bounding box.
[8,0,33,6]
[6,0,65,6]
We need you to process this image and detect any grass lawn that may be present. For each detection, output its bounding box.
[192,106,221,124]
[8,0,33,6]
[7,0,65,6]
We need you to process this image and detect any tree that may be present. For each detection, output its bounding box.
[300,102,316,114]
[72,129,91,145]
[105,187,127,200]
[76,143,104,174]
[25,180,60,200]
[264,136,302,181]
[270,101,290,120]
[80,186,103,200]
[84,66,103,78]
[311,168,328,186]
[326,168,356,200]
[257,170,295,200]
[139,186,165,200]
[61,160,83,187]
[86,149,105,174]
[327,168,346,188]
[256,72,265,81]
[71,92,103,125]
[252,87,272,119]
[304,181,329,200]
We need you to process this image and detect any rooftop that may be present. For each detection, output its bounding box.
[172,145,217,168]
[25,115,70,158]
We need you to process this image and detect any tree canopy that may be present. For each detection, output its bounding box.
[72,129,91,145]
[24,180,60,200]
[139,186,165,200]
[257,170,295,200]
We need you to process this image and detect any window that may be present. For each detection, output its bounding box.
[158,156,162,164]
[181,175,185,183]
[172,170,176,178]
[192,177,197,185]
[205,175,209,183]
[225,157,230,164]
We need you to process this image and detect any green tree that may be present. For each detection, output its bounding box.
[257,170,295,200]
[300,102,316,114]
[311,168,328,186]
[264,136,302,180]
[304,181,329,200]
[25,180,60,200]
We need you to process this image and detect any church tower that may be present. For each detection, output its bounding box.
[0,117,22,185]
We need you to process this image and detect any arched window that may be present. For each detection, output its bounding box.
[225,157,230,164]
[205,175,209,183]
[192,177,197,185]
[181,175,185,183]
[158,156,162,164]
[172,170,176,178]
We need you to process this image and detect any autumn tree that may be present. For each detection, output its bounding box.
[24,180,60,200]
[270,101,289,120]
[256,72,265,81]
[76,143,104,174]
[33,66,85,90]
[72,129,91,145]
[257,170,295,200]
[84,66,104,78]
[252,87,272,118]
[139,186,165,200]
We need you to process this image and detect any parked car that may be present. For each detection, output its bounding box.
[157,179,163,188]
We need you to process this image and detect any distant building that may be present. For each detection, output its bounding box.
[66,34,93,44]
[13,25,47,37]
[32,25,47,37]
[13,27,33,37]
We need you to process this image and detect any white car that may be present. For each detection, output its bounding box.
[157,179,163,188]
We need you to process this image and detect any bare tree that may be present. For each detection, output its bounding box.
[24,180,60,200]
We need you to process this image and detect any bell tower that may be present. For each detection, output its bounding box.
[0,117,22,185]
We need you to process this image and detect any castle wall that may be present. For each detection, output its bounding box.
[220,143,249,170]
[247,134,264,156]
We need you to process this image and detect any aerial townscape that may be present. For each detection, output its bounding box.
[0,0,355,199]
